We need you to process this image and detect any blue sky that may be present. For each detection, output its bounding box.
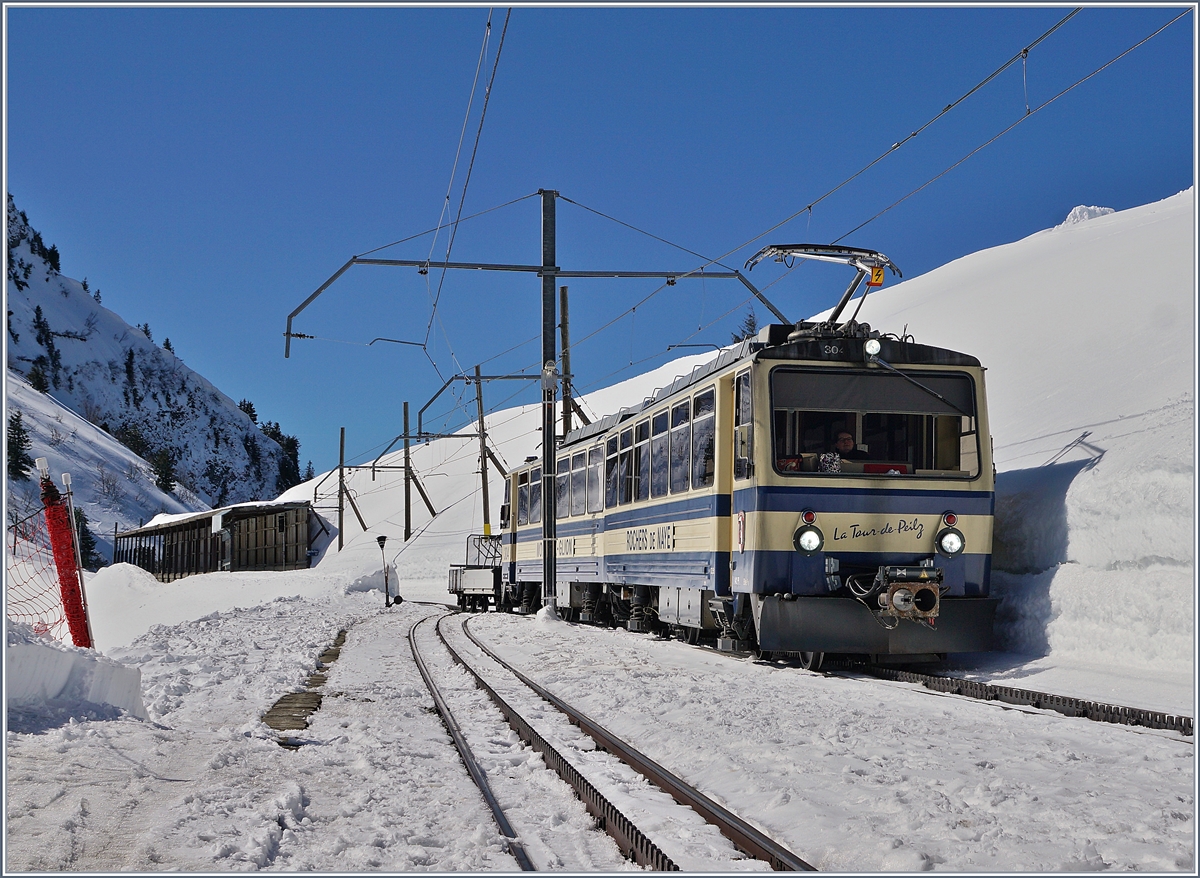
[6,5,1194,473]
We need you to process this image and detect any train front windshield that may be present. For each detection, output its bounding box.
[770,367,980,477]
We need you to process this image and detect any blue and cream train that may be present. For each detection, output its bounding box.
[496,271,996,666]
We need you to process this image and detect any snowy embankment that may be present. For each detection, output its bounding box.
[6,621,148,729]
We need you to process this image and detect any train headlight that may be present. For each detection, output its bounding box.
[864,338,881,357]
[936,527,965,557]
[793,525,824,555]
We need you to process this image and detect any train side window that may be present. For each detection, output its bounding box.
[956,415,979,474]
[517,471,529,525]
[571,452,587,515]
[634,420,650,502]
[619,428,634,504]
[692,388,716,489]
[556,457,570,520]
[587,446,603,513]
[650,411,669,497]
[530,467,542,523]
[670,401,691,493]
[734,370,753,480]
[605,437,619,508]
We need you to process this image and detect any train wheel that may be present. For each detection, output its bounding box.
[798,652,824,671]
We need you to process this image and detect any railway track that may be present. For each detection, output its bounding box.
[743,652,1194,738]
[409,608,814,871]
[407,614,535,871]
[846,663,1194,738]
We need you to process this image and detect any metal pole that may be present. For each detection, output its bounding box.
[61,473,95,648]
[560,285,572,437]
[541,189,557,613]
[403,402,412,542]
[338,427,345,552]
[474,365,491,536]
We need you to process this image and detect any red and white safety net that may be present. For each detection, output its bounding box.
[6,507,72,643]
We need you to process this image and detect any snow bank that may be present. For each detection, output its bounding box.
[6,621,148,724]
[83,562,396,653]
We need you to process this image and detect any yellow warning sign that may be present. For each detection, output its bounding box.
[867,266,885,287]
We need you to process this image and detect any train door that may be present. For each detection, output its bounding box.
[731,368,754,580]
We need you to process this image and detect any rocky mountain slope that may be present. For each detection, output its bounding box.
[6,194,301,522]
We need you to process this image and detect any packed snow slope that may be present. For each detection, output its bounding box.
[6,193,296,512]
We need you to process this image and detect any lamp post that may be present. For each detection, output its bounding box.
[377,535,399,607]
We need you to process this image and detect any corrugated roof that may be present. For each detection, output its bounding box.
[116,499,311,537]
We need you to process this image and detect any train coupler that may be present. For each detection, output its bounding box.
[874,565,944,622]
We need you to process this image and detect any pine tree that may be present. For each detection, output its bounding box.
[260,421,301,492]
[303,460,315,481]
[139,322,153,343]
[7,411,35,481]
[731,307,759,343]
[163,337,174,353]
[27,361,49,393]
[151,448,176,494]
[238,399,257,423]
[73,507,107,571]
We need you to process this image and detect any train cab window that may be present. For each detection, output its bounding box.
[605,437,619,508]
[634,420,650,501]
[770,367,979,477]
[650,411,669,497]
[571,452,587,515]
[499,495,510,530]
[670,401,691,493]
[517,471,529,525]
[556,457,570,520]
[692,388,716,489]
[619,428,634,504]
[587,446,604,513]
[734,370,753,480]
[530,467,542,522]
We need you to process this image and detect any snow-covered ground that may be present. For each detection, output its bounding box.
[5,191,1195,870]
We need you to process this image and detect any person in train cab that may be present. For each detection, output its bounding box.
[834,431,870,460]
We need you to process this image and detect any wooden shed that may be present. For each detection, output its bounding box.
[113,501,317,582]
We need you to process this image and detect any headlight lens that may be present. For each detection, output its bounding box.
[793,526,824,554]
[937,527,965,556]
[864,338,881,357]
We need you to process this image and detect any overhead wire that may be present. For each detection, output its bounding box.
[512,6,1169,384]
[366,8,1187,459]
[355,192,540,259]
[425,8,513,364]
[831,8,1191,245]
[426,11,493,268]
[689,7,1086,273]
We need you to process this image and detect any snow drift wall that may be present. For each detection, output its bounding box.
[7,622,148,722]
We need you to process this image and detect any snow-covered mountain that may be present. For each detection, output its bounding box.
[6,194,302,530]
